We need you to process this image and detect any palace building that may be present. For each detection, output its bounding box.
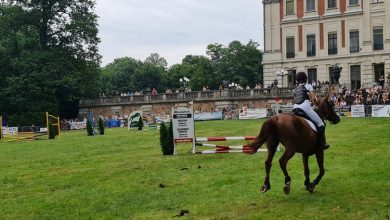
[262,0,390,89]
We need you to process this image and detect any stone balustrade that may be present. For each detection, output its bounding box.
[79,87,301,107]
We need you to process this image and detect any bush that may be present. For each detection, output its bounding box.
[98,118,104,135]
[167,120,174,153]
[86,119,94,136]
[49,123,56,139]
[138,116,143,130]
[160,122,174,155]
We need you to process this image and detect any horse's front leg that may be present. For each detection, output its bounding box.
[312,150,325,190]
[279,149,295,195]
[302,154,315,193]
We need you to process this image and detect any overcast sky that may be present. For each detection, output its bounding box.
[95,0,263,67]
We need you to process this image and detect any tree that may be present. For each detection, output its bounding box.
[101,57,142,95]
[182,55,216,91]
[0,0,101,125]
[133,63,166,92]
[144,53,168,68]
[206,40,263,88]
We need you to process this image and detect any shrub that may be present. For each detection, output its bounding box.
[160,122,174,155]
[49,123,56,139]
[98,118,104,135]
[167,120,174,153]
[86,119,94,136]
[138,116,143,130]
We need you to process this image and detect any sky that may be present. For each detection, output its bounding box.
[95,0,264,67]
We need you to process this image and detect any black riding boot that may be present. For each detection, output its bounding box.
[317,126,330,150]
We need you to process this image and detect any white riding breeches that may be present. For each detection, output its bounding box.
[294,100,324,127]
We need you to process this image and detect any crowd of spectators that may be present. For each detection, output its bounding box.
[330,83,390,106]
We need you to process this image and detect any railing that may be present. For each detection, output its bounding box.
[79,87,299,106]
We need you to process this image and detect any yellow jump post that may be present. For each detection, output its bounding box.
[46,112,60,139]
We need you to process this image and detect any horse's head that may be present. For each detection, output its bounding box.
[317,95,340,124]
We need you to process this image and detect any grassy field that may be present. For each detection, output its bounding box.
[0,118,389,219]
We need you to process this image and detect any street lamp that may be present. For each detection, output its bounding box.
[179,77,190,91]
[277,70,289,88]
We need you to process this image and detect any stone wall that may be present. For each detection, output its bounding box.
[79,97,293,120]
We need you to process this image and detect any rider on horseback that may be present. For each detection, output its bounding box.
[293,72,330,150]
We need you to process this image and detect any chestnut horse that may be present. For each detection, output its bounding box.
[247,95,340,194]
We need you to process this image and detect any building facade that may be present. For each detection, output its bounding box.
[263,0,390,89]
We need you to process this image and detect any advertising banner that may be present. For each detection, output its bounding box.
[371,105,390,117]
[194,111,223,121]
[351,105,365,117]
[239,108,267,119]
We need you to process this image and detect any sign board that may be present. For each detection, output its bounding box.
[239,108,267,119]
[351,105,365,117]
[279,105,294,114]
[2,127,18,135]
[172,107,195,154]
[371,105,390,117]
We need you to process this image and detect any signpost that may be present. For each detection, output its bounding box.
[172,107,195,154]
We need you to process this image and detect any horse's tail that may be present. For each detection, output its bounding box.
[247,116,278,154]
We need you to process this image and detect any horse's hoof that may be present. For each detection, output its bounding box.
[260,185,269,193]
[283,183,291,195]
[306,183,316,193]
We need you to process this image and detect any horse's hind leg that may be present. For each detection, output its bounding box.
[279,149,295,195]
[303,154,315,193]
[260,144,277,193]
[312,151,325,188]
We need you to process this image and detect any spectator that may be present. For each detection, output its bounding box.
[379,74,385,88]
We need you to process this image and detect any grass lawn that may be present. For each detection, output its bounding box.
[0,118,389,219]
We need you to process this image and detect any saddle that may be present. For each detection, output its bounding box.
[292,108,318,132]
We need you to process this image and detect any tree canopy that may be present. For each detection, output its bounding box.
[102,41,263,95]
[0,0,101,125]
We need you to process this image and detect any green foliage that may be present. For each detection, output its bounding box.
[138,116,143,131]
[167,120,174,152]
[0,1,101,125]
[48,123,56,139]
[159,122,168,155]
[144,53,167,68]
[159,122,174,155]
[98,118,104,135]
[86,119,94,136]
[99,40,263,95]
[101,57,142,96]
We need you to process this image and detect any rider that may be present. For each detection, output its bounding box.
[293,71,329,150]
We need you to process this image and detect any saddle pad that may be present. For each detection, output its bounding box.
[304,119,317,132]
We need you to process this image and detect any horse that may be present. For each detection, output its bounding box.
[247,95,340,194]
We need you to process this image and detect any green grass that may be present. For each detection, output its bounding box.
[0,118,389,219]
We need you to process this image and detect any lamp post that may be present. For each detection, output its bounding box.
[179,77,190,92]
[276,70,289,88]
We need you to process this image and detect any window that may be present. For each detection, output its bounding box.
[307,35,316,57]
[306,0,315,11]
[350,30,359,53]
[328,33,338,55]
[371,0,384,3]
[287,70,297,87]
[286,37,295,58]
[286,0,294,15]
[350,65,361,90]
[307,68,317,85]
[373,27,383,50]
[328,0,337,8]
[374,63,384,83]
[349,0,358,5]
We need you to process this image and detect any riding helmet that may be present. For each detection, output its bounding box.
[296,72,307,83]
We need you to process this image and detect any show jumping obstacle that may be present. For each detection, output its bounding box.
[194,136,272,154]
